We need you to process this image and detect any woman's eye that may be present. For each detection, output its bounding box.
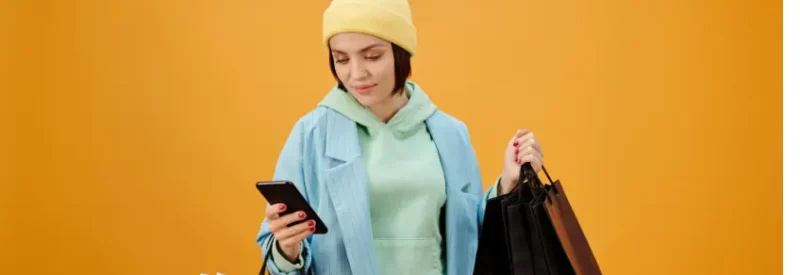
[335,58,349,64]
[365,55,382,60]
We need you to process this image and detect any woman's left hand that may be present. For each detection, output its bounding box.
[499,129,544,196]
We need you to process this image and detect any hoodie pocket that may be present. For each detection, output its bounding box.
[373,238,443,275]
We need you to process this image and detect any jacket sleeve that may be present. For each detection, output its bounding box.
[484,177,500,201]
[256,120,314,275]
[458,122,494,227]
[270,237,304,271]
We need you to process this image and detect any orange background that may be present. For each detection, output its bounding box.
[4,0,782,274]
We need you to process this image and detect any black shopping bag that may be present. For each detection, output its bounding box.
[474,163,598,275]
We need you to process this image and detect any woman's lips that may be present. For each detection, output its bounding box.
[353,84,376,94]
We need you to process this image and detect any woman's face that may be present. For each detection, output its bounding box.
[329,33,397,108]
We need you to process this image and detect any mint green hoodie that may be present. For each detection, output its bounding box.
[321,81,446,274]
[270,81,448,274]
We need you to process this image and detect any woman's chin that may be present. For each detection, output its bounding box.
[352,94,379,107]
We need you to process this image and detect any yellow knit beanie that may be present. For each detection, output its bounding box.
[322,0,417,55]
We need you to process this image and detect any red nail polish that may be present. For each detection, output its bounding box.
[278,204,286,211]
[513,141,519,147]
[308,220,315,226]
[514,148,518,154]
[298,212,306,219]
[515,157,519,163]
[310,227,316,232]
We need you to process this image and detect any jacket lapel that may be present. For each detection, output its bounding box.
[322,112,379,275]
[426,113,470,193]
[426,112,471,275]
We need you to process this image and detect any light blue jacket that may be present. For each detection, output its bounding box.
[256,106,495,275]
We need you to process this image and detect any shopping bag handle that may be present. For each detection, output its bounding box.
[511,163,557,204]
[519,163,555,188]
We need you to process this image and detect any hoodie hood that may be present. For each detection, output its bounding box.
[318,81,437,139]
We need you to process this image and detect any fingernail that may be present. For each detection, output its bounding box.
[278,204,286,211]
[515,157,519,163]
[298,212,306,219]
[310,227,316,232]
[308,220,315,226]
[514,148,518,154]
[513,141,519,147]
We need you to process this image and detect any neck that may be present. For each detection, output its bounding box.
[368,89,408,123]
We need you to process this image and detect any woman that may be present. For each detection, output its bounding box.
[256,0,545,274]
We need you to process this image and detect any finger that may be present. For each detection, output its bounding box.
[510,131,521,145]
[265,203,287,221]
[518,148,543,162]
[534,141,543,158]
[274,219,316,241]
[514,144,539,164]
[517,136,535,152]
[517,145,538,160]
[517,133,543,158]
[510,129,528,142]
[519,153,544,171]
[511,130,532,147]
[282,226,315,246]
[268,210,307,232]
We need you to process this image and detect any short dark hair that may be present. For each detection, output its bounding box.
[329,43,412,95]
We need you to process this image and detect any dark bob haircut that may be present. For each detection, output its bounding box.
[329,43,412,95]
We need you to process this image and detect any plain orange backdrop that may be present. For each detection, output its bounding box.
[3,0,782,274]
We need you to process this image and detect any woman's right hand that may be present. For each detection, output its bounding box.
[266,203,316,262]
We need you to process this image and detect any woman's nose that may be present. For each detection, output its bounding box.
[350,60,369,80]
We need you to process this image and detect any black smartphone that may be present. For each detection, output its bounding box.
[256,180,328,234]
